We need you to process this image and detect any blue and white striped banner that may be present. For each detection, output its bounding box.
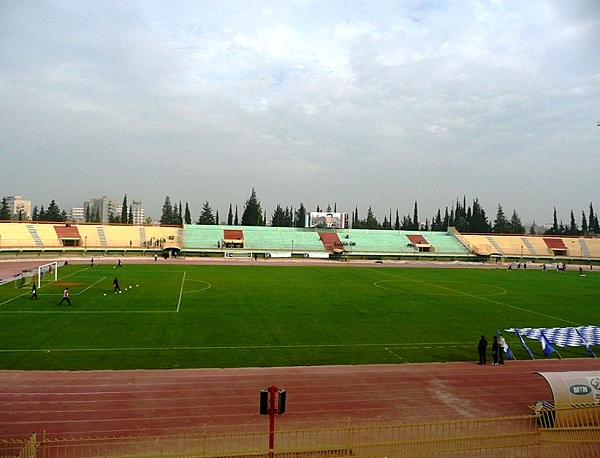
[505,326,600,347]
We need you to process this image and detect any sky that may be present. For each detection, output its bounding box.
[1,1,599,225]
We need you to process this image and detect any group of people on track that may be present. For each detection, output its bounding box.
[477,334,507,365]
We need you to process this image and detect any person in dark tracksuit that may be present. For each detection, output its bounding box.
[478,335,488,365]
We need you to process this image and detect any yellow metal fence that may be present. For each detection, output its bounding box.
[3,404,600,458]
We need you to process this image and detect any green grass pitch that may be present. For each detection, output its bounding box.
[0,262,597,370]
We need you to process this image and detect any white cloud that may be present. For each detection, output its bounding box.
[0,0,598,224]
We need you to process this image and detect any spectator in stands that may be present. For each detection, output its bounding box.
[30,282,38,300]
[478,335,488,365]
[58,287,71,306]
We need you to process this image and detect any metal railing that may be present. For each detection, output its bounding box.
[4,404,600,458]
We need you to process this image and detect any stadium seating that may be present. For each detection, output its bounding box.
[1,221,600,263]
[183,225,225,249]
[460,233,600,260]
[242,226,324,252]
[0,223,41,248]
[318,232,343,251]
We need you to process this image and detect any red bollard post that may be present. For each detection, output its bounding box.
[268,385,277,458]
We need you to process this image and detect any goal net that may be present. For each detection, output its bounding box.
[12,262,58,289]
[38,261,58,288]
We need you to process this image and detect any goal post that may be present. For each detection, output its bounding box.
[38,261,58,288]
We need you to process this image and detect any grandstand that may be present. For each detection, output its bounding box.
[460,233,600,263]
[0,221,599,264]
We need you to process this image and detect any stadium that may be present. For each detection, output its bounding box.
[1,220,600,457]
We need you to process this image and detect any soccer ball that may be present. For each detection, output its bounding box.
[104,293,106,296]
[119,291,122,294]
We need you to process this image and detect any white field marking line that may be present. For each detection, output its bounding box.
[384,347,404,362]
[0,342,475,353]
[0,310,174,314]
[366,268,578,325]
[181,279,212,294]
[176,271,186,312]
[0,292,29,307]
[374,279,507,297]
[72,277,106,296]
[8,277,108,299]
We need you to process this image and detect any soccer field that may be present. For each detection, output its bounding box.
[0,262,597,370]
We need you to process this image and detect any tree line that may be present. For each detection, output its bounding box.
[1,192,599,236]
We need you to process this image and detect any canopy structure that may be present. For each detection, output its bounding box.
[535,371,600,427]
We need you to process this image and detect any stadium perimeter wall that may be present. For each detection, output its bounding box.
[0,222,599,265]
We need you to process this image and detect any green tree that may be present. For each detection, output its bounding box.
[45,200,63,221]
[173,202,182,225]
[241,188,263,226]
[551,207,559,234]
[365,206,379,229]
[470,198,490,232]
[294,203,306,227]
[128,205,133,224]
[431,209,443,231]
[160,196,174,225]
[0,198,11,221]
[581,211,588,234]
[509,210,525,234]
[492,205,510,233]
[184,202,192,225]
[589,203,599,234]
[227,204,233,225]
[567,210,578,235]
[412,201,419,230]
[399,215,411,230]
[121,195,128,224]
[197,201,216,225]
[271,205,285,227]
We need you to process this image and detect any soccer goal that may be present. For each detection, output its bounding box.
[37,261,58,287]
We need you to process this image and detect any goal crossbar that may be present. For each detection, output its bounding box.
[38,261,58,288]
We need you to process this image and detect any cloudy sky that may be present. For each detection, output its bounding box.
[1,1,599,225]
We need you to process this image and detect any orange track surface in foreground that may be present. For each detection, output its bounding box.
[2,359,600,439]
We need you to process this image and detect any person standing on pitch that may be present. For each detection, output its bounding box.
[30,282,38,300]
[497,333,506,364]
[492,335,499,366]
[58,287,71,306]
[113,277,121,293]
[478,335,488,365]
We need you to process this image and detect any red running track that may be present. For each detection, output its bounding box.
[2,359,600,440]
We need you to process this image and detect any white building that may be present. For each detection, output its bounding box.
[4,195,31,220]
[70,207,85,222]
[84,196,118,223]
